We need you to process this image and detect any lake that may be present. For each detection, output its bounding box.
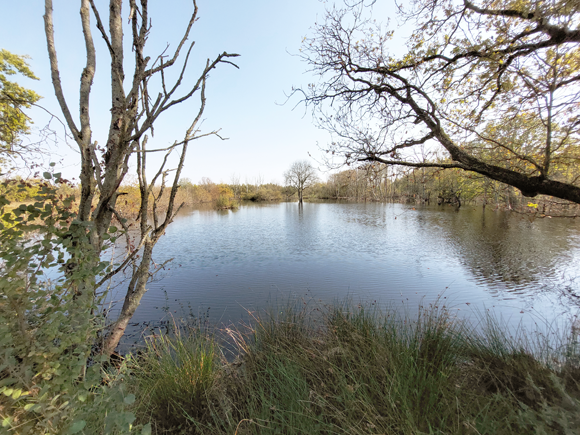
[106,201,580,347]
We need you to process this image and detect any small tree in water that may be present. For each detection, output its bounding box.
[284,160,318,204]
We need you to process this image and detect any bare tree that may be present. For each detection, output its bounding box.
[300,0,580,204]
[254,173,264,192]
[284,160,318,203]
[43,0,238,354]
[230,172,241,200]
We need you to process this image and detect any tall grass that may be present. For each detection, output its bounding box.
[128,328,220,432]
[128,302,580,434]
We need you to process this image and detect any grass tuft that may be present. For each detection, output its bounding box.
[128,327,220,432]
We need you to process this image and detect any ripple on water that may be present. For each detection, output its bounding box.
[106,202,580,347]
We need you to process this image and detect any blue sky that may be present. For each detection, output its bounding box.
[1,1,397,185]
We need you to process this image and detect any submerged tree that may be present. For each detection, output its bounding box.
[300,0,580,204]
[43,0,238,354]
[284,160,318,203]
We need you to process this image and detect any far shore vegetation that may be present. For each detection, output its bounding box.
[3,165,580,221]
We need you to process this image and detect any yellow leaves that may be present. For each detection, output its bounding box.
[0,50,39,80]
[527,202,539,208]
[218,184,234,199]
[0,387,29,400]
[0,49,41,153]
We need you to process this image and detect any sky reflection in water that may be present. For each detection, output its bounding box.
[106,202,580,347]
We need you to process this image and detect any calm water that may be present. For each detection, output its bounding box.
[107,202,580,344]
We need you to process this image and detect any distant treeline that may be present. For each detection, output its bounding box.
[317,163,580,215]
[5,164,579,218]
[179,177,289,203]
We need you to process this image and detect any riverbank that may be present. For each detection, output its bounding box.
[124,302,580,434]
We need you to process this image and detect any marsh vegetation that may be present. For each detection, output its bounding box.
[127,302,580,434]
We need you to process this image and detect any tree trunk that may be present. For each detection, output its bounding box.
[102,241,154,355]
[44,0,239,357]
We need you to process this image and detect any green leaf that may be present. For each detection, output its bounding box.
[68,420,86,434]
[123,412,136,426]
[43,172,52,180]
[141,423,152,435]
[0,378,16,388]
[124,394,136,405]
[49,162,56,167]
[108,226,118,233]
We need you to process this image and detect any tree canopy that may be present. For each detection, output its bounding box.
[0,49,41,168]
[301,0,580,204]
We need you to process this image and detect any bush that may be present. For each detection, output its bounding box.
[0,175,146,434]
[0,177,41,203]
[242,186,282,202]
[215,195,238,210]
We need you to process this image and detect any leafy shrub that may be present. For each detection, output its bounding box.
[242,186,282,202]
[215,195,238,210]
[0,174,146,434]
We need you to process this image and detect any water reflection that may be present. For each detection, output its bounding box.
[108,202,580,348]
[433,207,579,298]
